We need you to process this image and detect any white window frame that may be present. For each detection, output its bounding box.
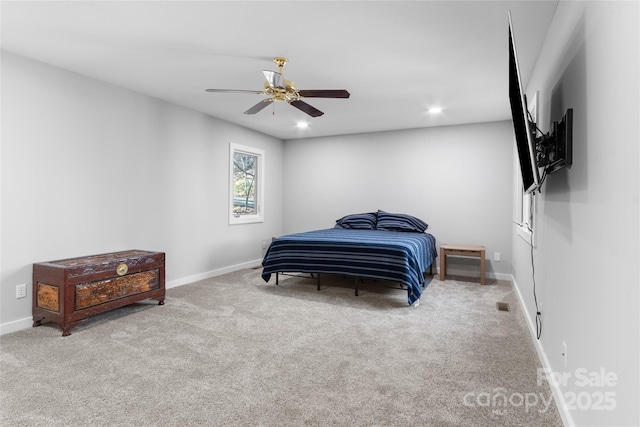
[229,143,265,225]
[516,185,535,246]
[516,91,538,246]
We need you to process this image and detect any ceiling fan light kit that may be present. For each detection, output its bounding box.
[206,57,350,118]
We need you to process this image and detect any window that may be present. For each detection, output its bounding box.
[229,143,264,224]
[516,182,535,246]
[516,91,538,246]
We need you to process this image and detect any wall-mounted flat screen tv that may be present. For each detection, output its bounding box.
[508,11,540,194]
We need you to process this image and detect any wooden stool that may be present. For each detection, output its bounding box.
[440,244,486,285]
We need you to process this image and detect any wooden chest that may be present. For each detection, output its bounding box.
[32,250,165,336]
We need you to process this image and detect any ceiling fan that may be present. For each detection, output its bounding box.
[205,57,350,117]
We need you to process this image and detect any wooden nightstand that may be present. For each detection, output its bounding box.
[440,244,486,285]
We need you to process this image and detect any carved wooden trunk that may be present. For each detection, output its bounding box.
[32,250,165,336]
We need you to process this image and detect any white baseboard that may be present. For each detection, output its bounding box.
[166,258,263,289]
[0,317,35,336]
[511,274,574,427]
[0,259,264,336]
[434,266,512,282]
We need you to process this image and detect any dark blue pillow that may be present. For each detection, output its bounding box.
[376,210,428,233]
[335,212,378,230]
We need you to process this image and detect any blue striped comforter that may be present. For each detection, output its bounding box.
[261,228,437,305]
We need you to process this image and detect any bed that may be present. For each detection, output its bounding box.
[261,211,437,306]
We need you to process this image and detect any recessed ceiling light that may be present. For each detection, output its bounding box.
[296,122,309,129]
[427,107,443,114]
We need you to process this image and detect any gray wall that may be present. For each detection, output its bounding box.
[0,51,284,331]
[513,2,639,426]
[283,121,515,279]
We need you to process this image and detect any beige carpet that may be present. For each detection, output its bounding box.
[0,268,562,426]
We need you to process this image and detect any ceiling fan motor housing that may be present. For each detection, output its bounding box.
[264,79,299,102]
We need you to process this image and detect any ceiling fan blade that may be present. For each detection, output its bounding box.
[298,89,350,99]
[244,99,274,115]
[290,100,324,117]
[206,89,263,94]
[263,70,284,88]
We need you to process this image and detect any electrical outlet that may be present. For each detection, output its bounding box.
[16,284,27,299]
[262,240,267,249]
[494,252,501,262]
[562,341,568,367]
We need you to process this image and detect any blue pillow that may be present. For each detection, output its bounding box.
[376,210,428,233]
[335,212,378,230]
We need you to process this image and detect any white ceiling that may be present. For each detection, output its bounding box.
[1,1,558,140]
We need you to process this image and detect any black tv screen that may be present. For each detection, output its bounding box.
[508,12,540,194]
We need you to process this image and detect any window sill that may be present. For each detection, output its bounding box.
[230,215,264,225]
[516,225,534,247]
